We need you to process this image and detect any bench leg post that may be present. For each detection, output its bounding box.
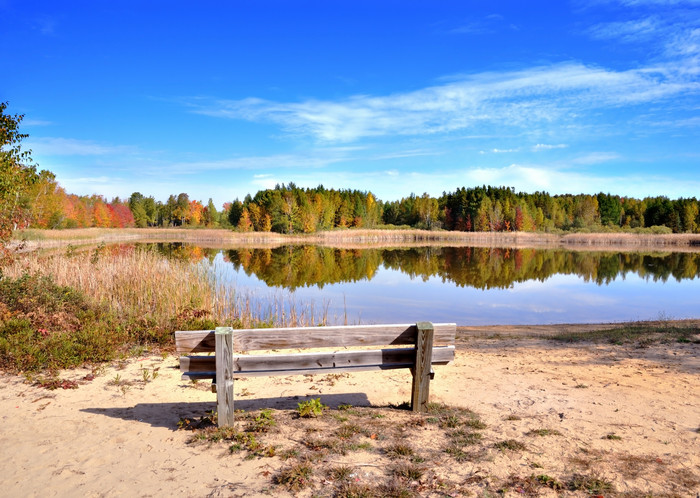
[215,327,235,427]
[411,321,434,413]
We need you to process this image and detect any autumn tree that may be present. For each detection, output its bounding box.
[414,193,439,229]
[0,102,39,261]
[203,198,218,227]
[228,199,244,227]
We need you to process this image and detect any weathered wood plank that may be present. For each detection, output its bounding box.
[175,323,456,353]
[181,355,453,381]
[180,346,455,378]
[411,322,434,413]
[215,327,235,427]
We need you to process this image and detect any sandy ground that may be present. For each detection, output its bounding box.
[1,331,698,497]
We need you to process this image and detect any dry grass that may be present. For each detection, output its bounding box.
[3,245,325,340]
[5,246,212,326]
[14,227,700,252]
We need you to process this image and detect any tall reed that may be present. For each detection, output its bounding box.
[4,245,326,337]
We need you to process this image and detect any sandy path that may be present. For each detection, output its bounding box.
[1,335,698,497]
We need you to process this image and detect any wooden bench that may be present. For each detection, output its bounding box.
[175,322,456,427]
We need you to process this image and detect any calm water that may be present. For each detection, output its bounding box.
[153,244,700,326]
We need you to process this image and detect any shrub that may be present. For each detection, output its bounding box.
[0,273,126,372]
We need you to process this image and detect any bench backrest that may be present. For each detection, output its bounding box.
[176,323,456,379]
[176,323,456,353]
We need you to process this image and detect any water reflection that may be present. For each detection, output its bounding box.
[219,245,700,290]
[141,243,700,324]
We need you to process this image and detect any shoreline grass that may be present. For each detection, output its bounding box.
[547,322,700,346]
[0,246,327,373]
[12,227,700,253]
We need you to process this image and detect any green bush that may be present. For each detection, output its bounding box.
[0,273,126,372]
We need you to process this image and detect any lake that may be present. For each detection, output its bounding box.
[151,243,700,326]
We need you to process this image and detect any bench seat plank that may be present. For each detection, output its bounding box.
[180,345,455,380]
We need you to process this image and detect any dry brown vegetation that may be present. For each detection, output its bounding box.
[3,245,326,333]
[13,227,700,252]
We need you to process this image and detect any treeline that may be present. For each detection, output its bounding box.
[438,186,699,233]
[21,177,700,234]
[21,172,228,229]
[228,184,700,234]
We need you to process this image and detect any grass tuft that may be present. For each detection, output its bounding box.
[275,462,313,491]
[567,473,614,494]
[385,443,414,459]
[526,428,563,437]
[392,462,424,481]
[494,439,527,452]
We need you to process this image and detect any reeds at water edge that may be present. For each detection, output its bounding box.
[4,245,329,335]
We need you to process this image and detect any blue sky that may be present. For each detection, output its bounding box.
[2,0,699,209]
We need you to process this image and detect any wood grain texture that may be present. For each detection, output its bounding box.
[175,323,456,353]
[411,322,434,413]
[215,327,235,427]
[180,346,455,379]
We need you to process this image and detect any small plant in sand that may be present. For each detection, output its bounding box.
[526,428,563,437]
[392,461,425,481]
[494,439,527,452]
[327,465,354,482]
[334,423,366,439]
[248,409,276,433]
[534,474,564,490]
[449,428,483,446]
[385,443,415,459]
[297,397,326,418]
[141,367,159,382]
[567,473,614,494]
[33,376,79,390]
[108,374,129,386]
[603,432,622,440]
[275,461,313,491]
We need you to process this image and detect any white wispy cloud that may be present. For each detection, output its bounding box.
[244,161,700,201]
[441,13,511,35]
[585,1,700,61]
[190,61,698,143]
[161,149,353,174]
[567,152,621,165]
[532,143,569,151]
[588,18,661,43]
[611,0,700,6]
[370,149,442,160]
[26,137,136,156]
[482,148,520,154]
[22,118,53,126]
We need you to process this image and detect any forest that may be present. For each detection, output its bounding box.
[15,176,700,235]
